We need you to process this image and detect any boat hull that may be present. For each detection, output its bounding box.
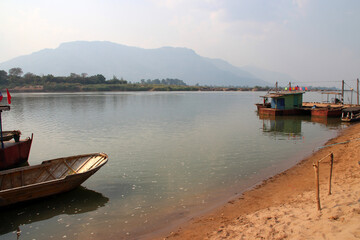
[0,153,107,207]
[311,108,342,117]
[0,167,101,207]
[258,107,303,116]
[0,135,33,170]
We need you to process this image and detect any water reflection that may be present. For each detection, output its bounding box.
[260,115,304,140]
[259,115,342,140]
[0,186,108,236]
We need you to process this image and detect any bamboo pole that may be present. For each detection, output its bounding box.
[313,161,321,211]
[357,78,359,105]
[328,153,334,195]
[341,80,345,104]
[0,110,4,149]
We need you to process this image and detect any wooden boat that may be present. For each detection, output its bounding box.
[0,135,33,170]
[0,153,108,207]
[341,107,360,122]
[0,106,33,170]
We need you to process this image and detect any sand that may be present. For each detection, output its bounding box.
[162,123,360,240]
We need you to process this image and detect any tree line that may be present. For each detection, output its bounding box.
[0,67,188,90]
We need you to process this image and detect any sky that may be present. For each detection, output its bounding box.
[0,0,359,86]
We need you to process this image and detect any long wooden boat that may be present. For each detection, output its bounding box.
[0,153,108,207]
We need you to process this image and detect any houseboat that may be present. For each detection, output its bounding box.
[257,91,305,116]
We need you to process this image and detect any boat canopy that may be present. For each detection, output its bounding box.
[260,91,305,98]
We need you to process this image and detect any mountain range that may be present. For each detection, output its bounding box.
[0,41,295,87]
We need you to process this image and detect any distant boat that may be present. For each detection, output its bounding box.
[0,106,33,170]
[0,153,108,207]
[341,107,360,122]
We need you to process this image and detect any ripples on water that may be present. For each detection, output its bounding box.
[0,92,345,239]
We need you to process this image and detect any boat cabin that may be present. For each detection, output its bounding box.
[257,91,304,116]
[265,91,304,110]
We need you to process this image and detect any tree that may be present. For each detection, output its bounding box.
[9,67,23,77]
[70,73,80,78]
[0,70,8,85]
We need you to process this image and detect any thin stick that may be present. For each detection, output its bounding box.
[0,111,4,149]
[313,162,321,211]
[329,153,334,195]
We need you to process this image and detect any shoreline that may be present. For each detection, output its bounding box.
[160,123,360,239]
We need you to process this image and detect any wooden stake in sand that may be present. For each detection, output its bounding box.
[313,161,321,211]
[328,153,334,195]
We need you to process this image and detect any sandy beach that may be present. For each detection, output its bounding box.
[162,123,360,239]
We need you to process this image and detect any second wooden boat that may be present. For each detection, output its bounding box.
[0,153,108,207]
[0,135,33,170]
[0,106,33,170]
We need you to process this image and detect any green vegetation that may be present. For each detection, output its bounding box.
[0,67,275,92]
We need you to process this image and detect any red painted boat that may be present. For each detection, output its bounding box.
[0,105,33,170]
[0,135,33,170]
[311,107,342,117]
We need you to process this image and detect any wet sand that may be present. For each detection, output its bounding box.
[161,123,360,239]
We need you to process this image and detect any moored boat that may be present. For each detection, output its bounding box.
[0,152,108,207]
[341,107,360,122]
[0,106,33,170]
[0,135,33,170]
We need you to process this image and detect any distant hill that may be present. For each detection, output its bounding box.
[0,41,284,87]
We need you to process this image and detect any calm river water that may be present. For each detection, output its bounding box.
[0,92,345,239]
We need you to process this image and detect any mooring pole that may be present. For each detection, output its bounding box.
[313,161,321,211]
[0,110,4,149]
[357,78,359,105]
[341,80,345,104]
[328,153,334,195]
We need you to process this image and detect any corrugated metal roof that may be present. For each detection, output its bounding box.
[261,91,305,98]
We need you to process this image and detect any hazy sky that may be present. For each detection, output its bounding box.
[0,0,359,85]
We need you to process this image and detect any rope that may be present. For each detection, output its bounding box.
[317,152,333,163]
[317,137,360,150]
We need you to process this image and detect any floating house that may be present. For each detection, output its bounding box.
[256,90,343,117]
[257,91,304,116]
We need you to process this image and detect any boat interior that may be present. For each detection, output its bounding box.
[0,153,107,191]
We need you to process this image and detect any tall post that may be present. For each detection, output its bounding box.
[341,80,345,105]
[328,153,334,195]
[0,110,4,149]
[357,78,359,105]
[275,81,278,92]
[313,161,321,211]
